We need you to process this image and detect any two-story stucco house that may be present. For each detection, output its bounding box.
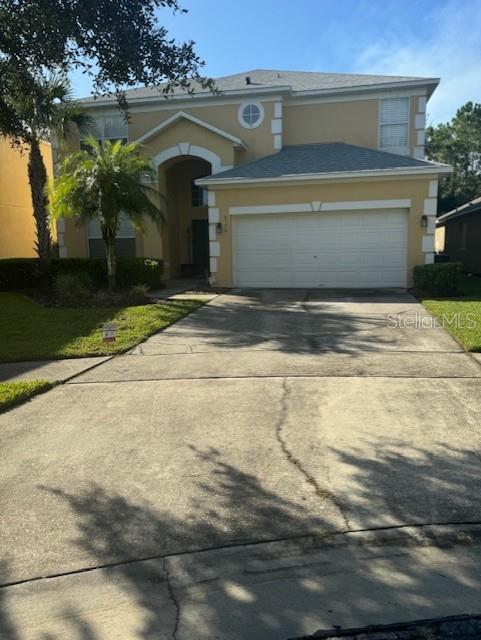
[60,69,452,288]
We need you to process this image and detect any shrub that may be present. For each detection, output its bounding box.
[90,285,150,307]
[123,284,150,306]
[49,258,107,288]
[0,259,47,291]
[0,257,163,291]
[90,290,123,307]
[53,273,92,307]
[116,258,163,289]
[413,262,462,296]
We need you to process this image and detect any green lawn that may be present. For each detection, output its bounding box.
[0,380,53,413]
[422,274,481,352]
[0,293,204,362]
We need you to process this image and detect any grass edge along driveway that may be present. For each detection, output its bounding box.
[422,275,481,352]
[0,293,204,362]
[0,381,53,413]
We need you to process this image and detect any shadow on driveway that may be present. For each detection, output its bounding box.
[2,444,481,638]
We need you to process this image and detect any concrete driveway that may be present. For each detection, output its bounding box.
[2,289,481,639]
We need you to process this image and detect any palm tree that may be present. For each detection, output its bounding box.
[49,136,164,290]
[7,74,91,259]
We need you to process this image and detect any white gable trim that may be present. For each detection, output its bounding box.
[151,143,232,175]
[135,110,246,148]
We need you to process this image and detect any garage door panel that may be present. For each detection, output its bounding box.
[359,250,406,268]
[237,270,294,287]
[236,235,291,253]
[233,209,408,288]
[236,252,292,270]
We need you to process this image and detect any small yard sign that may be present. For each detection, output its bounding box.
[102,322,117,343]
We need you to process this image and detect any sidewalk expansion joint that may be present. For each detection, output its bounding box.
[2,521,481,591]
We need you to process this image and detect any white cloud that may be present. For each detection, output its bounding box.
[354,1,481,124]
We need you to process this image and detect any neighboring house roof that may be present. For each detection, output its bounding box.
[437,196,481,225]
[82,68,439,106]
[196,143,452,185]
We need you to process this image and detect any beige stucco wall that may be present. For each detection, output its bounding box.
[210,176,436,288]
[129,101,277,162]
[0,138,55,258]
[141,118,238,169]
[62,217,161,260]
[124,92,424,163]
[283,99,379,149]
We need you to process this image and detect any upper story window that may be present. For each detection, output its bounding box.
[379,97,410,155]
[89,113,128,144]
[191,183,207,207]
[238,102,264,129]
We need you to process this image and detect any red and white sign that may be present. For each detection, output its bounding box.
[102,322,117,342]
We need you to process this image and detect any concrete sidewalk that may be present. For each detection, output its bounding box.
[0,356,111,383]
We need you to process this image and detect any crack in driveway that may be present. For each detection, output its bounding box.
[164,558,180,640]
[275,378,351,530]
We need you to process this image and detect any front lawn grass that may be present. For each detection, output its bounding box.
[422,274,481,352]
[0,293,204,362]
[0,381,53,413]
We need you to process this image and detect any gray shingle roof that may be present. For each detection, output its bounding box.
[200,143,437,181]
[82,69,438,103]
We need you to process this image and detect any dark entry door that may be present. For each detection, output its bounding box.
[192,219,209,275]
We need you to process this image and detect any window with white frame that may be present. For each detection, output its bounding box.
[87,113,128,145]
[238,102,264,129]
[379,97,410,154]
[87,213,136,258]
[191,182,207,207]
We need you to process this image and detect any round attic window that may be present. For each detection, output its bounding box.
[238,102,264,129]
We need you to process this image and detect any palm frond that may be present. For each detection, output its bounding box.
[49,136,165,233]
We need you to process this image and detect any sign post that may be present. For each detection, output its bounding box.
[102,322,117,343]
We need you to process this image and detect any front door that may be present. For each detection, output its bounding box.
[192,219,209,276]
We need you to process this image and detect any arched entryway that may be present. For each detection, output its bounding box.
[162,155,212,278]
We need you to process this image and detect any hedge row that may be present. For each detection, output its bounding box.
[0,257,164,291]
[413,262,462,296]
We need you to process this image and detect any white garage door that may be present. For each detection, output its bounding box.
[232,209,408,288]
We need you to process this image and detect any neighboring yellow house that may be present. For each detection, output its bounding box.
[64,69,452,288]
[0,138,54,258]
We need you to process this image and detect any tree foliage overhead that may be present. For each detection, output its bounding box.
[426,102,481,214]
[0,0,211,142]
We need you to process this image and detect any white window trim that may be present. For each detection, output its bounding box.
[87,215,136,240]
[91,113,128,143]
[378,97,411,155]
[238,101,265,129]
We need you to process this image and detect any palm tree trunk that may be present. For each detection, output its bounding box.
[27,138,52,260]
[105,234,116,291]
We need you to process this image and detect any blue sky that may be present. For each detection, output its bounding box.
[70,0,481,124]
